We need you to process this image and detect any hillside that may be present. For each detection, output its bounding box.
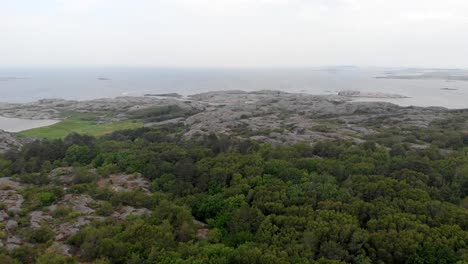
[0,92,466,263]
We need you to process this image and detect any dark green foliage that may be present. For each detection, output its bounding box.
[19,187,63,212]
[65,145,96,165]
[25,225,55,243]
[10,245,38,264]
[1,117,467,263]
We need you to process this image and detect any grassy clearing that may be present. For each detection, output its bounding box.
[18,119,144,139]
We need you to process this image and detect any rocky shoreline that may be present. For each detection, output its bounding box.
[0,90,465,152]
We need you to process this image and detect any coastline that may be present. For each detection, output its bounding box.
[0,90,466,131]
[1,67,468,108]
[0,89,465,154]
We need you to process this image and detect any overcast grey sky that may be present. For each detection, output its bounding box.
[2,0,468,68]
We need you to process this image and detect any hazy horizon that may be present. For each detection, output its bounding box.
[1,67,467,109]
[2,0,468,68]
[1,65,467,71]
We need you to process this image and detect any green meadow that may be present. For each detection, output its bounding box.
[18,118,144,139]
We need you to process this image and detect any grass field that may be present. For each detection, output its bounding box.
[18,118,144,139]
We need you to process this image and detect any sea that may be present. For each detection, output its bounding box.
[0,116,59,133]
[0,67,467,109]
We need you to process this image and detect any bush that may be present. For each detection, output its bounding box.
[26,225,55,243]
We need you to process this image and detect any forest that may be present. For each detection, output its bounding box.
[0,121,467,264]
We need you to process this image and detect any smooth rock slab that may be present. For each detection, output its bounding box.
[30,211,53,229]
[6,220,18,230]
[6,236,22,250]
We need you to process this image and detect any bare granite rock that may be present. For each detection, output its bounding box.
[30,211,53,229]
[47,242,75,257]
[0,178,21,190]
[0,96,203,120]
[182,90,453,145]
[48,167,75,184]
[6,220,18,230]
[6,236,22,250]
[54,216,104,241]
[0,187,24,213]
[196,228,209,240]
[50,194,97,215]
[0,210,9,221]
[111,206,151,220]
[98,173,150,193]
[0,90,463,150]
[0,130,23,153]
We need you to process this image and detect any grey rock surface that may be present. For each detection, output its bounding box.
[0,130,23,153]
[183,90,453,145]
[98,173,150,193]
[0,90,463,150]
[30,211,53,229]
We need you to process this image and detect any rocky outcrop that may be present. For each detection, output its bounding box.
[30,211,53,229]
[0,175,156,252]
[55,216,104,241]
[49,194,97,215]
[0,131,22,153]
[194,220,209,240]
[6,236,22,250]
[0,90,461,149]
[0,178,24,213]
[98,173,150,193]
[0,96,204,120]
[111,206,151,220]
[183,90,451,145]
[48,167,75,184]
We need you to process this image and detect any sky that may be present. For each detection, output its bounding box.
[1,0,468,68]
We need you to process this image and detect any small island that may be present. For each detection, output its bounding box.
[144,93,183,98]
[338,90,410,98]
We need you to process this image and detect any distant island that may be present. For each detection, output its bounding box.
[376,70,468,81]
[338,90,410,98]
[144,93,182,98]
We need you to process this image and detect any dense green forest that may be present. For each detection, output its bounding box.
[0,122,467,264]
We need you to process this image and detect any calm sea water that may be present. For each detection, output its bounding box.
[0,67,467,109]
[0,116,59,132]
